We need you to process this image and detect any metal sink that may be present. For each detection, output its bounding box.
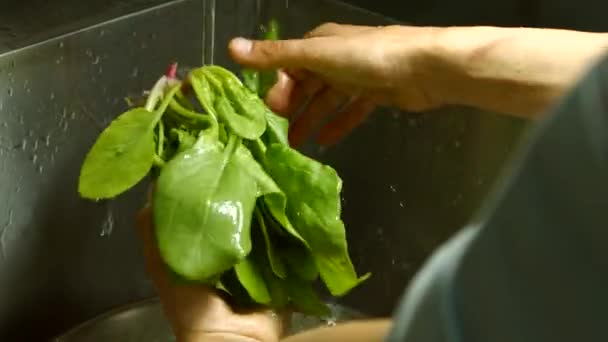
[0,0,526,340]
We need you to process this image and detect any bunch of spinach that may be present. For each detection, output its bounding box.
[78,23,368,316]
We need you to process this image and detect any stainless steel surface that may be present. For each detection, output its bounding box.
[0,0,527,340]
[54,298,364,341]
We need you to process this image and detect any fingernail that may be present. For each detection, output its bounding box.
[231,37,253,55]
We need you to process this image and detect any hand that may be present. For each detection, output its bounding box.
[136,205,284,342]
[228,23,440,146]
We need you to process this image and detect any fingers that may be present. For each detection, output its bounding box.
[289,87,346,146]
[317,97,376,145]
[306,22,375,37]
[229,37,319,70]
[136,206,172,296]
[265,71,297,114]
[266,70,325,118]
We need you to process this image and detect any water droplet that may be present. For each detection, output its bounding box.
[37,165,43,174]
[50,153,55,163]
[31,154,38,164]
[20,139,26,151]
[7,87,13,96]
[62,121,69,132]
[85,49,93,57]
[50,92,55,100]
[55,56,63,64]
[70,111,76,120]
[32,140,38,152]
[100,210,115,237]
[92,56,100,65]
[54,145,59,153]
[27,129,33,137]
[58,41,64,48]
[323,318,337,327]
[61,108,67,119]
[391,259,396,265]
[399,201,405,208]
[45,134,51,146]
[98,66,103,74]
[0,100,3,111]
[132,31,137,37]
[23,80,28,89]
[15,185,21,193]
[18,115,24,125]
[453,140,461,148]
[99,29,106,37]
[131,67,139,78]
[389,184,397,193]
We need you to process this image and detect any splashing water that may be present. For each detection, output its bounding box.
[100,209,115,237]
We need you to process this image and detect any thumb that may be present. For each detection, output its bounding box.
[228,37,313,70]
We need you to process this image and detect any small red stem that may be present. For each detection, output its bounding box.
[166,62,178,79]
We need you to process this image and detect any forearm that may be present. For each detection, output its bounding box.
[281,319,391,342]
[425,26,608,118]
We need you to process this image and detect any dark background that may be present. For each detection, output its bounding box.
[2,0,608,49]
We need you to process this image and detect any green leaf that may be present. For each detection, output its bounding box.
[170,128,196,154]
[231,143,308,246]
[255,206,286,278]
[263,109,289,146]
[281,242,318,282]
[264,144,370,296]
[285,273,330,316]
[203,68,267,140]
[153,134,258,281]
[189,69,217,120]
[79,84,180,199]
[234,253,271,305]
[79,108,157,198]
[241,69,259,94]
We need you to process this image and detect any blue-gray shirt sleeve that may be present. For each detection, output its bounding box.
[387,53,608,342]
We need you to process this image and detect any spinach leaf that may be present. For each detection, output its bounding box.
[263,109,289,146]
[189,69,217,119]
[281,242,318,282]
[285,272,330,316]
[153,133,258,281]
[231,143,308,246]
[241,69,259,94]
[234,252,271,305]
[255,206,286,278]
[200,69,267,140]
[264,144,370,296]
[78,83,180,199]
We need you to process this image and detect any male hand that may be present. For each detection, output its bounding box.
[229,23,440,146]
[136,206,284,342]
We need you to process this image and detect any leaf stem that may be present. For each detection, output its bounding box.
[153,154,166,168]
[157,119,165,157]
[145,76,168,112]
[169,99,208,122]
